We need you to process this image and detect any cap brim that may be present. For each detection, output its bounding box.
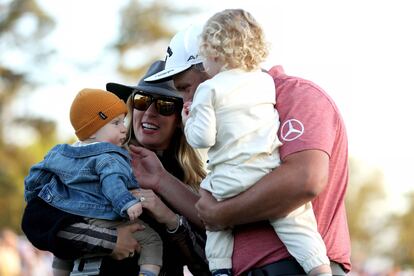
[106,82,183,102]
[106,83,135,103]
[144,64,192,82]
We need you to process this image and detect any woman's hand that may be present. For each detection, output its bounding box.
[129,145,166,193]
[130,145,203,228]
[133,189,178,229]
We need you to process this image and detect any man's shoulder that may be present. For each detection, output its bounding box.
[267,66,337,111]
[268,66,321,93]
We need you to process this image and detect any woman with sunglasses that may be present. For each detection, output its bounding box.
[106,60,210,275]
[22,61,210,276]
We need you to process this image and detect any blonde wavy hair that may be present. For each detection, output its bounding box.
[200,9,269,71]
[124,95,206,193]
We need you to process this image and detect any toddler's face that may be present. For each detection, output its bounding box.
[203,57,223,78]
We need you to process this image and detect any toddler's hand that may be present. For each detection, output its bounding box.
[127,202,143,221]
[183,101,192,115]
[181,101,192,125]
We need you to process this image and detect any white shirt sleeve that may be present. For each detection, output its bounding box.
[184,82,217,149]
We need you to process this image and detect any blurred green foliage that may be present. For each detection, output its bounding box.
[0,0,55,232]
[0,0,195,232]
[392,192,414,268]
[0,117,69,231]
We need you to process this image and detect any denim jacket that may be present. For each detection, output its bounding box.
[24,142,140,220]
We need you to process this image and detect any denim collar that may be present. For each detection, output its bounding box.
[57,142,130,159]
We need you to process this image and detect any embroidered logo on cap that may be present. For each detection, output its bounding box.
[167,46,173,57]
[98,112,108,120]
[187,55,198,62]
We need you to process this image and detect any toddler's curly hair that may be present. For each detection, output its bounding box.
[200,9,269,71]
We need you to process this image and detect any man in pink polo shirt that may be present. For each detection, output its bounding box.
[145,24,351,276]
[219,64,351,275]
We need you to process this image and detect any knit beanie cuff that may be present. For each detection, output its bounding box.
[75,98,127,140]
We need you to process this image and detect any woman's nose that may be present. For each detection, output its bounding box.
[145,102,158,115]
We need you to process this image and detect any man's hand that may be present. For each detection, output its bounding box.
[195,189,228,231]
[129,145,166,193]
[110,223,143,260]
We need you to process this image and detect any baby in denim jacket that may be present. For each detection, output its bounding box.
[24,88,162,276]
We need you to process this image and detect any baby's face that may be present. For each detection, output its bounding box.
[92,114,127,146]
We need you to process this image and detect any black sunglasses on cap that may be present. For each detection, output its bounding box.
[132,91,182,116]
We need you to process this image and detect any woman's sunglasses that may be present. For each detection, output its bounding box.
[132,91,182,116]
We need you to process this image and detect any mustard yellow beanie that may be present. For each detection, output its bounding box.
[70,88,127,140]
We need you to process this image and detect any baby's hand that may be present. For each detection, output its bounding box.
[181,101,192,125]
[127,202,143,221]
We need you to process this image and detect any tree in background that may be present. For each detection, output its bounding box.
[0,0,54,141]
[0,2,413,272]
[0,0,56,230]
[344,158,408,271]
[346,158,386,250]
[112,0,197,79]
[0,0,198,232]
[342,159,414,273]
[392,192,414,268]
[0,118,60,230]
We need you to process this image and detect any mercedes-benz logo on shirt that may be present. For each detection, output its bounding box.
[280,119,304,141]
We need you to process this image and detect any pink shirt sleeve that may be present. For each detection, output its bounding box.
[273,70,339,160]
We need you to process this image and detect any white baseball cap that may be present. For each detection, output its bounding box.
[145,24,204,82]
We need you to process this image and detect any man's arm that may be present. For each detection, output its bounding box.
[196,149,329,229]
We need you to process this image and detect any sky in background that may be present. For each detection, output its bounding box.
[11,0,414,212]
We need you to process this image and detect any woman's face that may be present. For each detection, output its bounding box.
[133,100,180,150]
